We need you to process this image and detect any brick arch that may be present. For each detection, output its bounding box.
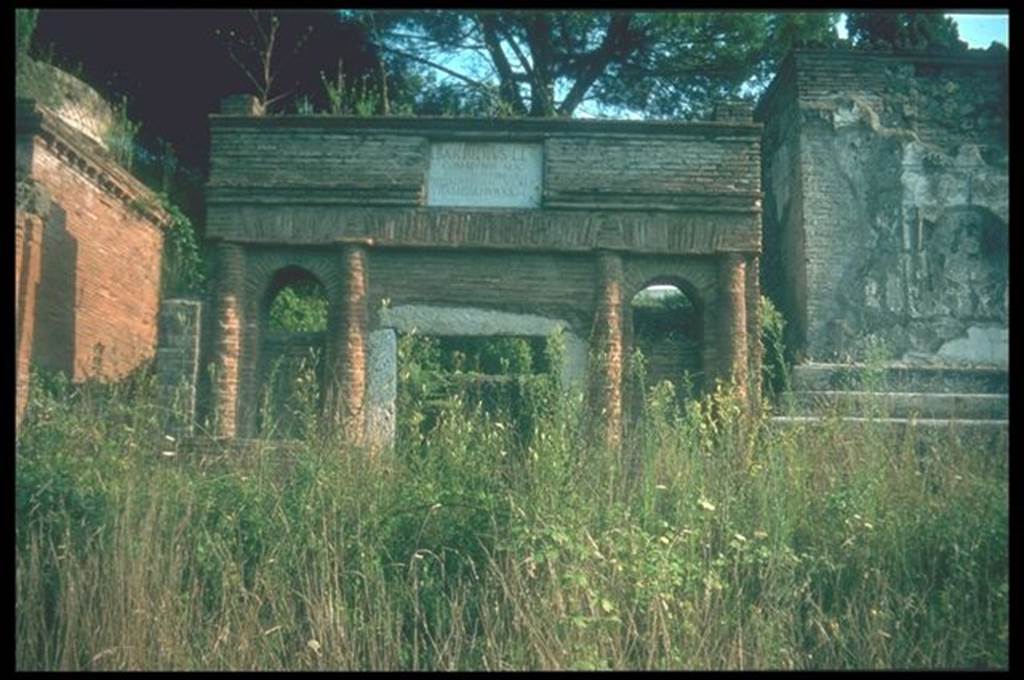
[627,276,706,392]
[628,274,706,318]
[242,252,346,317]
[257,265,330,329]
[239,252,354,438]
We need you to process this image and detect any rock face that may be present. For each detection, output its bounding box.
[757,48,1008,366]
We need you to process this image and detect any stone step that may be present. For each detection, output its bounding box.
[789,362,1008,394]
[769,415,1009,446]
[780,390,1008,420]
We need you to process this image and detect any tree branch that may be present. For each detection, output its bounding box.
[377,43,494,96]
[525,12,554,116]
[477,13,528,115]
[557,12,633,116]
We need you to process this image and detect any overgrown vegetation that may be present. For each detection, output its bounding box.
[16,357,1007,670]
[760,295,790,400]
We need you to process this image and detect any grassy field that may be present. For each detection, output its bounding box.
[15,364,1008,670]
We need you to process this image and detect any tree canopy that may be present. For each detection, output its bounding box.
[845,10,967,51]
[351,10,841,119]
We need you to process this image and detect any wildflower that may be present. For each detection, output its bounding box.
[659,535,671,545]
[733,533,748,543]
[697,498,716,512]
[164,434,175,443]
[863,522,874,530]
[306,639,321,654]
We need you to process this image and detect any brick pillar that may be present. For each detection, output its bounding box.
[589,251,624,449]
[745,255,763,412]
[719,252,748,401]
[329,245,369,443]
[157,299,202,438]
[16,213,44,429]
[213,242,245,438]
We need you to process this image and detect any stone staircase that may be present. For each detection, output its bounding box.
[770,363,1009,438]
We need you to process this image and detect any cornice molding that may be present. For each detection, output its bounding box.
[16,98,171,229]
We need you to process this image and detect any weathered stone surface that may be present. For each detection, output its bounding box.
[31,60,116,150]
[366,328,397,453]
[157,299,202,439]
[936,325,1008,366]
[427,142,542,208]
[757,48,1007,365]
[379,304,570,337]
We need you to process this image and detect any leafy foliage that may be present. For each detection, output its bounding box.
[156,195,206,297]
[268,281,328,333]
[846,11,967,50]
[760,296,790,400]
[346,10,840,118]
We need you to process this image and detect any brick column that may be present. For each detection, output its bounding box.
[329,245,369,443]
[745,255,763,412]
[16,213,44,429]
[213,242,245,438]
[719,252,749,401]
[589,251,624,449]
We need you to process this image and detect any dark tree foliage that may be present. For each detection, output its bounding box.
[347,10,840,118]
[845,11,967,51]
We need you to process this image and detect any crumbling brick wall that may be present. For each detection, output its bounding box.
[756,48,1008,365]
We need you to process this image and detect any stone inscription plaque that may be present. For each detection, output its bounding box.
[427,142,542,208]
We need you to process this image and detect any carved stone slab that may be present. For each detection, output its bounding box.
[427,142,542,208]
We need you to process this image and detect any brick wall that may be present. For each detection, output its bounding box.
[16,98,168,424]
[26,138,165,380]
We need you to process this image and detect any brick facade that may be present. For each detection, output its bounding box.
[15,97,168,425]
[205,108,764,446]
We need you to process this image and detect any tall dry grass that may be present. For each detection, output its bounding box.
[16,365,1008,670]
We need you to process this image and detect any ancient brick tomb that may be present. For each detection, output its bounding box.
[198,100,764,446]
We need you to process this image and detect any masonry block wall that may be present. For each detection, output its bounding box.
[756,48,1008,365]
[205,110,763,444]
[15,90,168,425]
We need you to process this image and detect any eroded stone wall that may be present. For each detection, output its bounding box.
[757,48,1008,365]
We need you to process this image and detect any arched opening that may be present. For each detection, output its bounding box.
[627,280,703,405]
[257,266,328,439]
